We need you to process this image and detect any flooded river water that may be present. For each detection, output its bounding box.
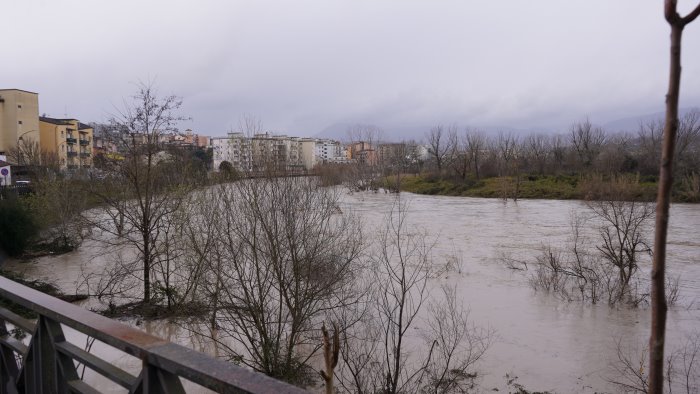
[6,192,700,393]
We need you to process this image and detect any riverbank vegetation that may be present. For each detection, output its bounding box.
[369,112,700,202]
[394,173,659,201]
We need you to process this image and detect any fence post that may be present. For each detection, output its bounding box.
[0,318,20,394]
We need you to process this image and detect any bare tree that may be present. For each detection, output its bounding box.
[426,125,454,173]
[524,134,550,176]
[336,199,491,394]
[465,131,486,180]
[495,132,521,200]
[192,177,364,385]
[638,119,664,175]
[587,197,654,302]
[549,134,568,172]
[597,132,634,175]
[240,113,264,137]
[6,138,42,167]
[570,118,605,169]
[650,3,700,392]
[373,199,432,394]
[449,131,470,181]
[86,82,192,305]
[420,285,493,393]
[346,124,382,191]
[675,109,700,175]
[528,178,655,306]
[611,333,700,394]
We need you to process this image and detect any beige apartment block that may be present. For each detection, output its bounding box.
[0,89,40,157]
[40,117,93,169]
[299,138,317,170]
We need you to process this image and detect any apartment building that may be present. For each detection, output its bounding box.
[299,138,317,169]
[39,117,93,169]
[169,129,211,149]
[252,133,293,172]
[214,132,318,173]
[212,132,253,172]
[315,139,348,164]
[0,89,40,157]
[347,141,377,166]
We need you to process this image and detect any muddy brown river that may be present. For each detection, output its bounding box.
[6,192,699,393]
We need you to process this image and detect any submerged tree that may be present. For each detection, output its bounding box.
[336,199,492,393]
[526,176,655,306]
[189,176,364,385]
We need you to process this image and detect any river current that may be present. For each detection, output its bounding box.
[6,192,700,393]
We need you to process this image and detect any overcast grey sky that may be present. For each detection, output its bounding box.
[3,0,700,138]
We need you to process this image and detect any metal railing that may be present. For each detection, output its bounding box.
[0,276,308,393]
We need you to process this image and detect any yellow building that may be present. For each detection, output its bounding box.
[0,89,40,158]
[39,117,93,169]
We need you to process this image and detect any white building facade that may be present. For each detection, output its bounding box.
[315,139,348,164]
[213,132,320,173]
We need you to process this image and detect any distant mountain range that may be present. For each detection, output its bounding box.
[313,122,554,142]
[313,107,699,142]
[602,107,699,132]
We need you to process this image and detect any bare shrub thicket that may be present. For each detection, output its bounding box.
[184,177,364,385]
[28,175,90,252]
[426,125,455,174]
[609,333,700,394]
[528,178,657,306]
[336,200,492,393]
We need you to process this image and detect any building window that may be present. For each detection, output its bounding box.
[18,121,22,125]
[17,105,22,109]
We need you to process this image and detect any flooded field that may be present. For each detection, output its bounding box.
[6,192,700,393]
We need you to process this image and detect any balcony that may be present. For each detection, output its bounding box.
[79,139,90,146]
[66,137,77,144]
[0,276,306,393]
[80,152,91,158]
[67,151,78,158]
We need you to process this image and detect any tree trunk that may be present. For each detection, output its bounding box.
[320,323,339,394]
[648,2,700,390]
[143,237,151,304]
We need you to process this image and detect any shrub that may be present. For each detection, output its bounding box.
[0,197,38,256]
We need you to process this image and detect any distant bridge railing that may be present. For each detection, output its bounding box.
[0,276,308,393]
